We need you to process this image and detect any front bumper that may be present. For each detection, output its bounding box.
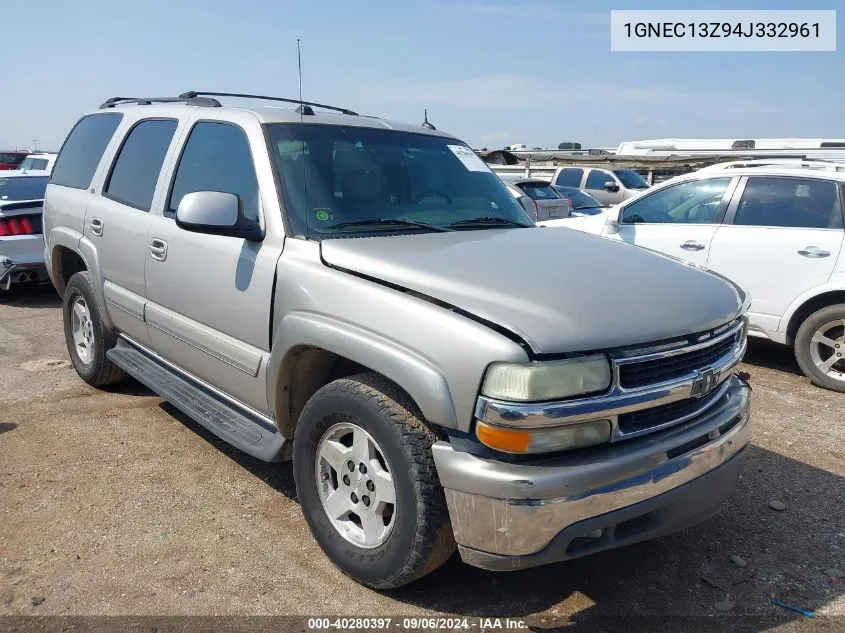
[432,375,750,570]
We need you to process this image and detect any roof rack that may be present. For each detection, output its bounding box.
[99,95,221,109]
[700,158,845,173]
[177,91,358,116]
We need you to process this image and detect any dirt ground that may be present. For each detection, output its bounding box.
[0,285,843,632]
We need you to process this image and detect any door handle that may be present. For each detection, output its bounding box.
[798,246,830,258]
[680,240,706,251]
[148,238,168,262]
[89,217,104,237]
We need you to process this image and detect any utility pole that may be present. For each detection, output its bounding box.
[32,139,38,152]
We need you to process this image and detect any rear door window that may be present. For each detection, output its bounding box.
[733,177,843,229]
[51,113,123,190]
[554,168,583,187]
[104,119,178,211]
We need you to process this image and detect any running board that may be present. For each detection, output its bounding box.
[107,339,288,462]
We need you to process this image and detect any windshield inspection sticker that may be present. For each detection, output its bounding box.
[314,209,331,221]
[448,145,491,172]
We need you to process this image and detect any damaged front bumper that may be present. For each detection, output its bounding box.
[432,375,751,571]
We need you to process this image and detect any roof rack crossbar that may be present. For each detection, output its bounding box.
[178,91,358,116]
[99,96,221,109]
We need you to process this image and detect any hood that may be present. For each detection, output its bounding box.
[320,228,747,354]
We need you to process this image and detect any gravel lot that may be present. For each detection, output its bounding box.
[0,285,843,631]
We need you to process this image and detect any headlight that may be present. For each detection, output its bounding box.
[476,419,611,454]
[481,355,612,402]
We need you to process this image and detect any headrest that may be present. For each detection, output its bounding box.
[342,169,379,201]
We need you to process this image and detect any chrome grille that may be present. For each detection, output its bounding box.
[618,386,725,434]
[619,333,739,389]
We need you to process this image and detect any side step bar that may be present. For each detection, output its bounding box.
[107,339,288,462]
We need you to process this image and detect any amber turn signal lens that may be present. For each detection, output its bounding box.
[475,419,612,454]
[475,421,531,453]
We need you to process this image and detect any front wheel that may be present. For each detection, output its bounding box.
[293,373,455,589]
[794,304,845,392]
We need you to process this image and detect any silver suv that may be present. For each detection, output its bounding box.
[43,92,752,589]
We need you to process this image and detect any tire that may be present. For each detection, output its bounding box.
[293,372,455,589]
[794,303,845,393]
[62,271,125,388]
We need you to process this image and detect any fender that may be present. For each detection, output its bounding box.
[73,235,114,331]
[777,278,845,343]
[46,226,82,285]
[267,311,458,434]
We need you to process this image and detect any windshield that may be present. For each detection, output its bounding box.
[552,186,602,209]
[0,153,26,166]
[266,124,533,237]
[18,157,48,170]
[518,183,561,200]
[0,176,49,201]
[613,169,649,189]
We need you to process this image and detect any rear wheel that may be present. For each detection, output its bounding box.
[794,304,845,392]
[293,373,455,589]
[62,271,125,387]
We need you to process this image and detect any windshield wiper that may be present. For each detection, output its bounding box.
[447,216,532,229]
[325,219,453,232]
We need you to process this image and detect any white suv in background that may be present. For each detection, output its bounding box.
[542,166,845,392]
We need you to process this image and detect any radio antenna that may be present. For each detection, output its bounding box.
[297,38,310,239]
[297,38,304,117]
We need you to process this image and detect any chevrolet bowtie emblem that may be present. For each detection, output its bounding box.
[690,369,718,398]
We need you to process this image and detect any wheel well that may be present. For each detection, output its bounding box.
[52,247,87,295]
[786,291,845,346]
[274,346,429,440]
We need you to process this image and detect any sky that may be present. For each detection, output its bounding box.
[3,0,843,152]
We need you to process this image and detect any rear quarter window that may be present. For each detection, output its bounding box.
[51,113,123,190]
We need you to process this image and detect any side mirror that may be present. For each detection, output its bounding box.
[605,206,622,234]
[604,181,620,193]
[175,191,263,242]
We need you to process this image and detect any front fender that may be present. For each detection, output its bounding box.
[267,311,458,433]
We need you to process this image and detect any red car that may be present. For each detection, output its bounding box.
[0,151,29,170]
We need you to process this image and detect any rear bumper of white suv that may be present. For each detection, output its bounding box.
[432,375,750,570]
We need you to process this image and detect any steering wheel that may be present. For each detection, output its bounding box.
[413,189,453,204]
